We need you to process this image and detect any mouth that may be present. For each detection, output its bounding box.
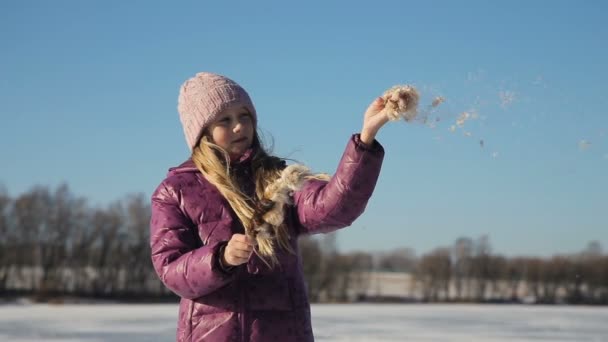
[232,137,248,144]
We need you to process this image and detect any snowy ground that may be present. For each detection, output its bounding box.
[1,303,607,341]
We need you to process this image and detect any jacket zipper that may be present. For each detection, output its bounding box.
[240,268,247,342]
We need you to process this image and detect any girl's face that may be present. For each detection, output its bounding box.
[208,105,255,160]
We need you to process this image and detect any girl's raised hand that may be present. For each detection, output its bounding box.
[360,97,389,145]
[222,234,257,266]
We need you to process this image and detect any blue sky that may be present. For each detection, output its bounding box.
[1,1,606,257]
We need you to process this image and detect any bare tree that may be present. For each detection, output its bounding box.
[12,186,51,292]
[69,201,106,295]
[298,232,360,302]
[471,235,491,301]
[328,254,353,302]
[452,237,473,300]
[378,247,417,273]
[522,257,542,301]
[347,251,373,301]
[486,255,506,300]
[540,256,570,303]
[0,185,12,292]
[504,258,525,301]
[44,184,87,293]
[577,241,604,303]
[599,256,608,304]
[89,203,124,295]
[417,247,451,301]
[316,232,341,301]
[122,194,153,294]
[298,235,322,301]
[584,240,603,257]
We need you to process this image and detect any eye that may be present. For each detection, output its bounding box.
[240,113,252,120]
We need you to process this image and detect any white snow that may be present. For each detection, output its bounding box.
[0,303,606,341]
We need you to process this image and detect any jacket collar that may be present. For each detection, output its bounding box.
[168,147,256,177]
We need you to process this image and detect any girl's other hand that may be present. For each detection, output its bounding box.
[222,234,256,266]
[361,97,389,145]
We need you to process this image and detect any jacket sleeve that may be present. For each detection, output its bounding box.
[293,134,384,235]
[149,181,235,300]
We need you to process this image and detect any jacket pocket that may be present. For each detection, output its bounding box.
[192,281,238,315]
[246,275,293,311]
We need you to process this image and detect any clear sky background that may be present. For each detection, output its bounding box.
[1,1,606,257]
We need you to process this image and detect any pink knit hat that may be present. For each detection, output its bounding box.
[177,72,257,151]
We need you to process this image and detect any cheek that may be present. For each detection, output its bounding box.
[246,121,255,134]
[211,128,229,146]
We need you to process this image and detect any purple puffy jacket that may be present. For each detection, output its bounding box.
[150,134,384,341]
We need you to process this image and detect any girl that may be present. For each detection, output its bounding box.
[150,72,388,341]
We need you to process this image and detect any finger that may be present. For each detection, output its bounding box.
[225,255,247,266]
[230,234,248,242]
[365,97,385,116]
[232,234,257,246]
[228,249,252,260]
[226,252,252,265]
[229,241,254,252]
[244,235,258,246]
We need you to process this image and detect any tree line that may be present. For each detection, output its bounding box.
[300,235,608,304]
[0,184,606,304]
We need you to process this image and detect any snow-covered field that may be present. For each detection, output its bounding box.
[1,303,607,341]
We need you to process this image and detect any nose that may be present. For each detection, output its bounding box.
[233,121,242,133]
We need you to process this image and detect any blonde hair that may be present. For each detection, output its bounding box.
[192,133,321,266]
